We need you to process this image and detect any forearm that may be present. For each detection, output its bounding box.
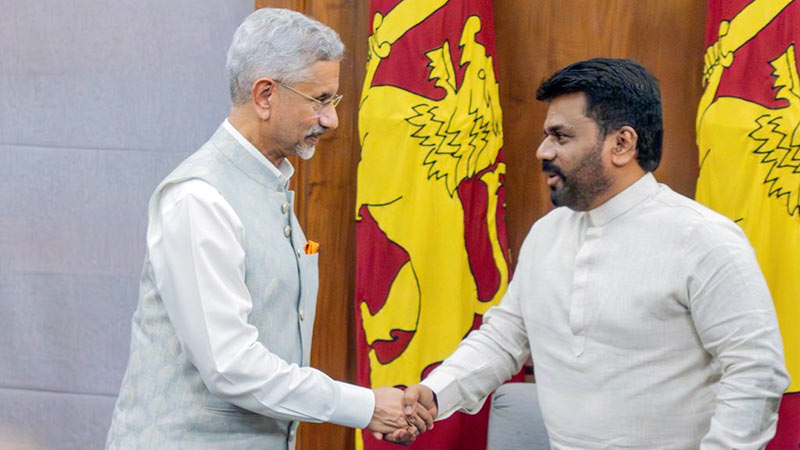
[192,341,371,427]
[422,303,529,418]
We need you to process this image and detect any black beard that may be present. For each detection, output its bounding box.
[549,142,612,211]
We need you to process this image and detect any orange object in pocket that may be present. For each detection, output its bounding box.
[304,240,320,255]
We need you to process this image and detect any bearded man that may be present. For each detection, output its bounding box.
[401,58,789,449]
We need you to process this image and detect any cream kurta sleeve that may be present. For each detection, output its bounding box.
[686,219,789,449]
[421,272,531,419]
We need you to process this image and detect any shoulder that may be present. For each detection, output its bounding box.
[652,185,744,237]
[148,142,226,207]
[649,185,752,262]
[160,179,224,211]
[154,179,243,240]
[162,144,221,182]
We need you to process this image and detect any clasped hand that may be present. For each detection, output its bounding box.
[367,385,438,445]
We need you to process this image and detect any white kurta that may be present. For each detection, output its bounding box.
[423,173,789,449]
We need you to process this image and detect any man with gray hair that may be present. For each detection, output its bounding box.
[106,8,429,448]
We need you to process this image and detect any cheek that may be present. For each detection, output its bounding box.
[558,150,578,172]
[298,114,319,132]
[281,106,314,126]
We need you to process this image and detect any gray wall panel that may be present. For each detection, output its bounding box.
[1,1,254,448]
[0,1,245,152]
[0,388,116,450]
[1,271,139,395]
[0,145,188,275]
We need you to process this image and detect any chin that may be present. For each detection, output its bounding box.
[295,145,316,160]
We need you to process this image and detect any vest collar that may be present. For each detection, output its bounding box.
[209,123,293,191]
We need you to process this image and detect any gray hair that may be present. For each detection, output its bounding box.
[226,8,345,105]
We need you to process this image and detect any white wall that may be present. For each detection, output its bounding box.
[0,2,252,448]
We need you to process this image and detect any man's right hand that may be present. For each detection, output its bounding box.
[368,386,437,445]
[368,386,433,444]
[377,384,440,445]
[402,384,438,421]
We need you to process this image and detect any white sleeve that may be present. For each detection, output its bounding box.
[148,179,374,428]
[688,220,790,449]
[421,273,530,419]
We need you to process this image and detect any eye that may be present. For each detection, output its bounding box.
[544,128,570,143]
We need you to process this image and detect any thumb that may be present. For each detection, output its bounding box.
[371,431,384,440]
[402,386,420,415]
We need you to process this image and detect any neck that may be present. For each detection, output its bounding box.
[228,107,284,168]
[587,167,647,210]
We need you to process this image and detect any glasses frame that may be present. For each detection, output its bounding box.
[274,80,343,111]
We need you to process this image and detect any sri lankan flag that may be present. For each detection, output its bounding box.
[695,0,799,446]
[355,0,510,448]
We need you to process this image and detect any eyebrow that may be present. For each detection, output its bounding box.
[544,124,573,135]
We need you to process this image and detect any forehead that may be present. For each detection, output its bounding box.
[542,92,596,131]
[296,60,340,92]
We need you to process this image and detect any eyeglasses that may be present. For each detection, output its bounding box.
[274,80,343,112]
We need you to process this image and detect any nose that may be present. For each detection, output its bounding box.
[536,137,555,161]
[318,104,339,130]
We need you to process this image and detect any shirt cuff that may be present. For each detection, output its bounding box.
[327,382,375,429]
[421,372,459,420]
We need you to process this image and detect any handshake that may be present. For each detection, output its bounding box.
[367,385,437,445]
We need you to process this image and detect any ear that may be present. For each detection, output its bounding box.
[610,125,638,167]
[251,77,276,120]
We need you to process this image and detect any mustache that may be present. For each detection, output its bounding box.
[542,160,565,179]
[306,126,328,138]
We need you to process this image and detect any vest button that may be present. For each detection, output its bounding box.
[281,202,289,214]
[283,225,291,237]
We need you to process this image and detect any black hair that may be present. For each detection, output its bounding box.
[536,58,663,171]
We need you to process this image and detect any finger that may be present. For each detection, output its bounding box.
[390,429,407,439]
[426,404,437,428]
[371,431,384,440]
[402,386,420,415]
[413,402,434,430]
[384,428,413,445]
[405,408,427,433]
